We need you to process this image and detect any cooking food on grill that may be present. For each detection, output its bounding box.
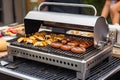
[17,31,93,54]
[56,34,65,41]
[50,42,62,48]
[60,45,73,51]
[23,38,30,42]
[45,34,52,39]
[26,39,37,44]
[67,30,93,37]
[79,40,93,48]
[29,36,36,40]
[71,47,86,54]
[49,35,93,53]
[34,32,47,36]
[17,37,24,43]
[17,37,37,44]
[17,32,64,46]
[61,39,67,44]
[66,37,74,42]
[61,37,74,44]
[17,30,25,37]
[34,41,47,47]
[45,39,53,45]
[79,43,88,48]
[67,40,79,47]
[34,35,45,41]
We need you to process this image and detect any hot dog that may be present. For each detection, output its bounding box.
[71,47,86,54]
[60,45,73,51]
[61,37,74,44]
[79,40,93,48]
[50,42,62,48]
[67,40,79,47]
[61,39,67,44]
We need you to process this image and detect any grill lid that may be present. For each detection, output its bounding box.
[24,11,98,34]
[24,11,109,48]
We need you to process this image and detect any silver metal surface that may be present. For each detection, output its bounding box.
[113,25,120,47]
[0,57,120,80]
[8,45,85,72]
[98,65,120,80]
[94,17,109,49]
[108,25,117,45]
[116,27,120,45]
[0,60,9,66]
[108,24,120,48]
[25,11,98,28]
[8,44,112,80]
[0,67,40,80]
[38,2,97,16]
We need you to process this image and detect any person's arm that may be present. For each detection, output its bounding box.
[101,0,111,18]
[110,1,120,25]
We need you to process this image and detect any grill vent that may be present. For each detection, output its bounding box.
[87,51,110,68]
[10,49,78,68]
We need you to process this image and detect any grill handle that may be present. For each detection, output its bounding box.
[38,2,97,16]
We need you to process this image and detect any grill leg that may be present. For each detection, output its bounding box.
[76,70,89,80]
[7,55,14,62]
[108,56,112,63]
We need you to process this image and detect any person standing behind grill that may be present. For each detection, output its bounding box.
[101,0,120,25]
[41,0,84,33]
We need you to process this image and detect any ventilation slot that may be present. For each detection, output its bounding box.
[10,50,78,68]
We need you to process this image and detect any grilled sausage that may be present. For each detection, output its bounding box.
[71,47,86,54]
[61,39,67,44]
[60,45,73,51]
[61,37,74,44]
[67,40,79,47]
[79,40,93,48]
[88,41,93,46]
[50,42,62,48]
[66,37,73,42]
[79,43,88,48]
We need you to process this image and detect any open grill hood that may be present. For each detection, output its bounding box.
[24,11,109,49]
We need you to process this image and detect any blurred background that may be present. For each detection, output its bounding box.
[0,0,110,26]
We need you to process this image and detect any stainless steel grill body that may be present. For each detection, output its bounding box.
[8,42,112,80]
[8,44,112,71]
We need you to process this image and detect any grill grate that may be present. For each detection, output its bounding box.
[11,34,99,60]
[10,31,98,59]
[4,57,120,80]
[11,41,97,59]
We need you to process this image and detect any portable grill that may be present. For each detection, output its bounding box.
[7,2,114,80]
